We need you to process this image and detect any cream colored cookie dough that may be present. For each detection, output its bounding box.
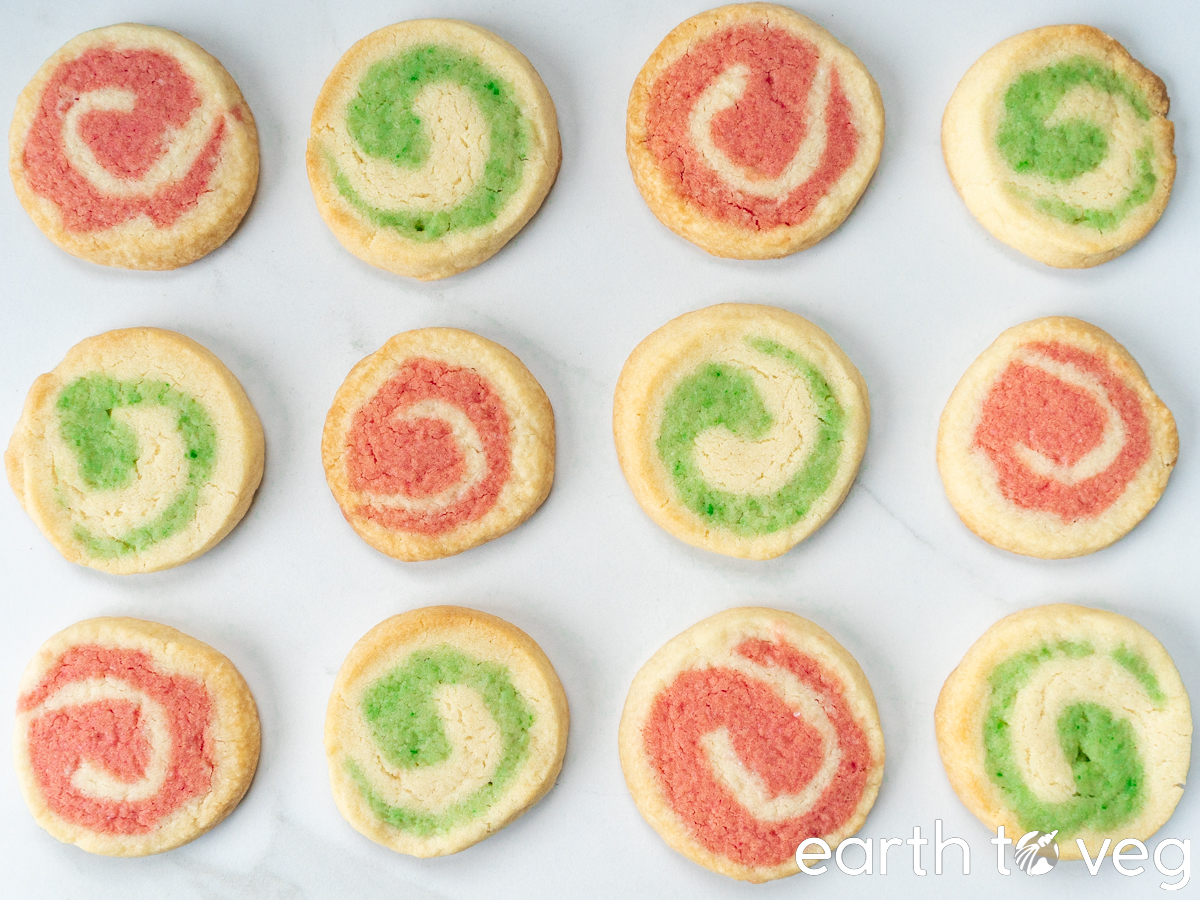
[15,617,260,856]
[325,606,569,857]
[5,328,265,574]
[937,317,1176,558]
[619,607,884,882]
[942,25,1174,268]
[10,24,258,270]
[307,19,560,280]
[613,304,868,559]
[322,327,554,561]
[936,604,1191,860]
[627,4,884,259]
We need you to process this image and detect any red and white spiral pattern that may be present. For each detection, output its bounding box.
[344,358,513,535]
[21,31,235,232]
[16,644,212,835]
[621,609,884,881]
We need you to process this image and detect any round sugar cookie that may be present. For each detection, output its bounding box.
[5,328,265,574]
[938,317,1176,559]
[619,607,885,882]
[9,24,259,270]
[322,328,554,561]
[14,617,260,856]
[943,25,1175,268]
[325,606,569,857]
[613,304,869,560]
[307,19,560,281]
[626,3,884,259]
[936,604,1191,860]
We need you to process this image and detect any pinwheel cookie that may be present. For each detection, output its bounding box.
[307,19,560,280]
[5,328,265,574]
[620,607,884,882]
[325,607,569,856]
[10,24,258,270]
[323,328,554,561]
[943,25,1174,268]
[613,304,868,560]
[936,604,1191,860]
[938,317,1176,558]
[627,3,884,259]
[15,617,260,856]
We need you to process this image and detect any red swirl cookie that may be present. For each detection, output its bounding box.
[14,618,260,856]
[9,24,258,269]
[619,607,885,882]
[627,4,884,259]
[322,328,554,560]
[938,317,1177,558]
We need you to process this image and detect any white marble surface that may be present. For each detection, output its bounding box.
[1,0,1198,897]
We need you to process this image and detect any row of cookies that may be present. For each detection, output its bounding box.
[9,7,1176,274]
[5,302,1176,571]
[16,601,1190,885]
[14,608,567,857]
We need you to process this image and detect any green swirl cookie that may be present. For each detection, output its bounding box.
[5,328,264,574]
[307,19,560,280]
[613,304,869,560]
[936,605,1191,860]
[943,25,1175,268]
[325,607,569,857]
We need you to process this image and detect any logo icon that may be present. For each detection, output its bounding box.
[1014,830,1059,875]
